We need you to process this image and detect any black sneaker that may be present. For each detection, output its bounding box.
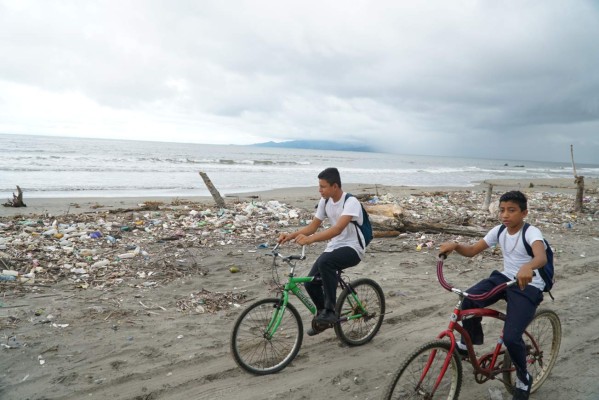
[307,310,329,336]
[307,327,321,336]
[315,309,337,325]
[454,346,469,359]
[512,374,533,400]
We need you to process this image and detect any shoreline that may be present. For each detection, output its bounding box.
[2,177,597,218]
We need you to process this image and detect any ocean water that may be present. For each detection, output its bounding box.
[1,133,598,199]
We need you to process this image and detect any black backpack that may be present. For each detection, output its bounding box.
[497,223,555,296]
[324,193,373,248]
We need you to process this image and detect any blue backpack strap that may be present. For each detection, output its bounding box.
[521,223,534,257]
[521,223,554,297]
[497,224,507,241]
[521,223,544,280]
[322,193,351,220]
[345,193,365,249]
[344,192,351,204]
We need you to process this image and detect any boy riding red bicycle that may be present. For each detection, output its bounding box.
[439,190,549,400]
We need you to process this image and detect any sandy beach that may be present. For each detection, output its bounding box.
[1,178,599,400]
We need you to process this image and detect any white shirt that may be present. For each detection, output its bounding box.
[484,224,546,291]
[315,192,365,259]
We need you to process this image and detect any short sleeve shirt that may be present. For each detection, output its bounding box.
[315,193,365,259]
[483,224,547,291]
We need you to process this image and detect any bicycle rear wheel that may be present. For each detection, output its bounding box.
[383,340,462,400]
[502,308,561,394]
[230,298,303,375]
[334,278,385,345]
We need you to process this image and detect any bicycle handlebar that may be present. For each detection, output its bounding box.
[437,254,516,301]
[271,243,306,261]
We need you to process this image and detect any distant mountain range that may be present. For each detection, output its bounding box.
[252,140,375,152]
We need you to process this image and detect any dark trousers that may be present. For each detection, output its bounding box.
[461,270,543,385]
[304,247,361,312]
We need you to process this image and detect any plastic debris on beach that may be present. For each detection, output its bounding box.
[0,190,597,293]
[0,199,312,291]
[176,289,247,314]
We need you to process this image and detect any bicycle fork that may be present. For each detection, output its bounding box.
[419,307,463,397]
[264,278,318,339]
[264,292,292,340]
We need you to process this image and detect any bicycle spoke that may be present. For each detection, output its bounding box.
[384,341,462,400]
[231,298,303,374]
[502,309,561,394]
[335,278,385,346]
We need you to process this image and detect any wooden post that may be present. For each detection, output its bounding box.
[199,172,226,208]
[481,182,493,211]
[571,145,584,212]
[574,176,584,212]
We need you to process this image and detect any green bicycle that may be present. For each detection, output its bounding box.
[230,243,386,375]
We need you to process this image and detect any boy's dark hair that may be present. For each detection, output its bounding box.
[318,167,342,188]
[499,190,528,211]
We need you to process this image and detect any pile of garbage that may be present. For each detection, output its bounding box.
[373,190,599,233]
[1,191,597,290]
[0,200,311,290]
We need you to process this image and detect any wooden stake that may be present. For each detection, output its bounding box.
[199,172,226,208]
[570,144,578,177]
[574,175,584,212]
[481,182,493,211]
[571,145,584,212]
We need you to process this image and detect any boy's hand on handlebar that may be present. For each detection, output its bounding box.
[294,234,313,246]
[278,233,293,244]
[516,265,534,290]
[438,242,458,257]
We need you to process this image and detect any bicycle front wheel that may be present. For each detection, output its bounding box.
[383,340,462,400]
[502,308,561,394]
[230,298,303,375]
[334,278,385,346]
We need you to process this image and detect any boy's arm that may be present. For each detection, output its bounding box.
[278,218,322,243]
[294,215,353,245]
[516,240,547,289]
[439,238,489,258]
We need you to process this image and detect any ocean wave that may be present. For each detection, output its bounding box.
[2,134,598,199]
[1,156,314,166]
[0,184,202,193]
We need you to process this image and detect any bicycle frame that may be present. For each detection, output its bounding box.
[423,256,519,396]
[264,245,370,339]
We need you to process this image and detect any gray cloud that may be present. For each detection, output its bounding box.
[0,0,598,163]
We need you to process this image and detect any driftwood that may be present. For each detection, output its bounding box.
[366,203,485,237]
[3,185,26,207]
[370,217,485,237]
[199,171,226,209]
[400,219,486,237]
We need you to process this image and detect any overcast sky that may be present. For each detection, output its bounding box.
[1,1,598,163]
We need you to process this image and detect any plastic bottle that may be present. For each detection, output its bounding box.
[91,259,110,268]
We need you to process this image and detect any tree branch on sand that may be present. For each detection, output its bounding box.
[3,185,27,207]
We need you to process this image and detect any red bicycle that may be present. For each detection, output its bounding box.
[383,255,561,399]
